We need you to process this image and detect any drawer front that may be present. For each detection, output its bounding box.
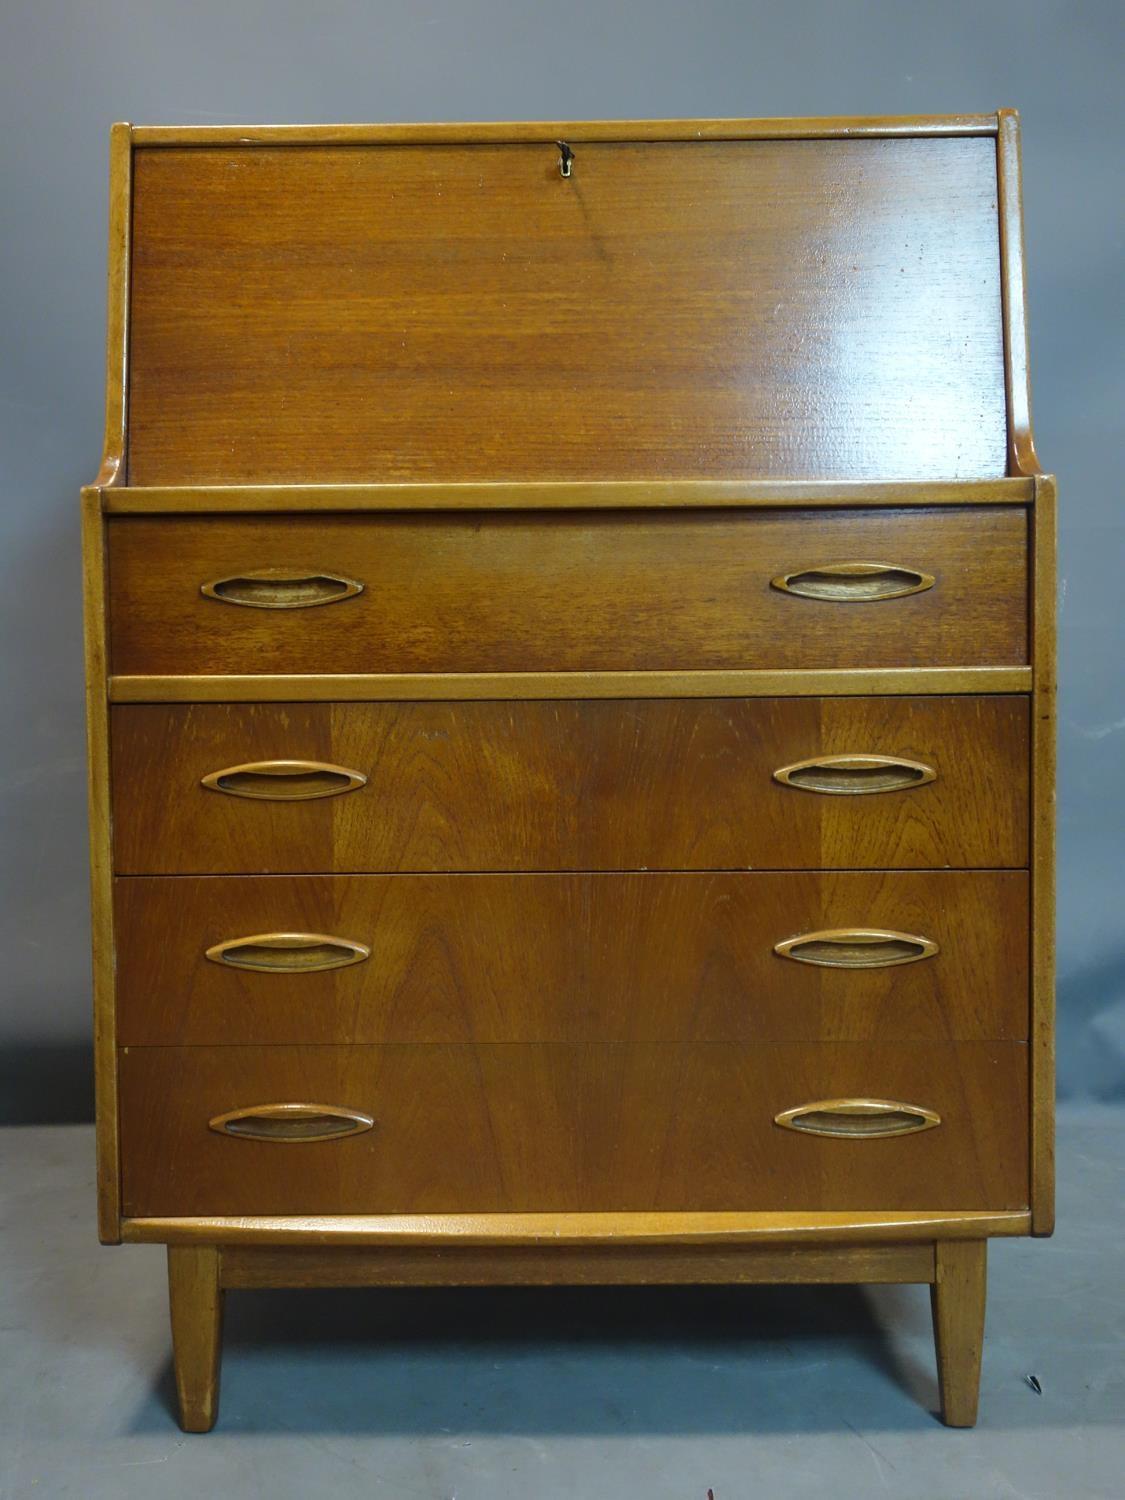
[111,696,1029,873]
[107,508,1028,676]
[114,871,1028,1045]
[118,1041,1028,1216]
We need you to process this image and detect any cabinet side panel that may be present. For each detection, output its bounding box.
[1030,475,1057,1233]
[96,123,132,486]
[82,489,120,1241]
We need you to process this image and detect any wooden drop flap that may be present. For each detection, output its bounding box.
[125,136,1008,484]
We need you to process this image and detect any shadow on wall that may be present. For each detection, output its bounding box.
[0,1045,94,1123]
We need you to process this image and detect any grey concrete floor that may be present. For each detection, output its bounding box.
[1,1108,1122,1499]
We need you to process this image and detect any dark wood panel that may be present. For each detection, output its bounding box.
[118,1041,1029,1215]
[111,696,1029,874]
[107,509,1028,675]
[126,139,1006,485]
[114,871,1028,1045]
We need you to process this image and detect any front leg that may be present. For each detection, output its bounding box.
[168,1246,224,1432]
[931,1239,987,1427]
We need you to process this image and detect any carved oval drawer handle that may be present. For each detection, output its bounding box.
[205,932,371,973]
[201,569,363,609]
[775,1098,941,1138]
[775,928,938,968]
[771,562,934,601]
[208,1103,375,1142]
[201,760,367,801]
[773,754,936,796]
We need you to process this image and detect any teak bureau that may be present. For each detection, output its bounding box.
[83,113,1055,1431]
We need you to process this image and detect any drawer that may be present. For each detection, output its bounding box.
[107,508,1028,676]
[118,1041,1028,1216]
[110,696,1030,873]
[114,871,1028,1045]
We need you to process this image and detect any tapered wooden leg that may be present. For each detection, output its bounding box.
[930,1239,987,1427]
[168,1246,224,1432]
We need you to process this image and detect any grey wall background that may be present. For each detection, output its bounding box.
[1,0,1121,1119]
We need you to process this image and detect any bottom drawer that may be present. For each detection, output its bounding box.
[119,1042,1027,1216]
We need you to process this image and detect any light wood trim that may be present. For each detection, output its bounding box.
[1031,474,1057,1233]
[109,666,1034,704]
[219,1242,938,1290]
[931,1240,987,1426]
[167,1247,223,1433]
[200,759,367,800]
[204,932,371,974]
[81,487,119,1242]
[99,478,1037,512]
[121,1210,1031,1247]
[997,111,1043,477]
[130,115,1000,148]
[773,930,938,970]
[94,123,131,487]
[773,753,937,795]
[774,1099,941,1138]
[771,562,934,602]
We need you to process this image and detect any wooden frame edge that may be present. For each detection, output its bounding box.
[94,122,131,487]
[122,1210,1031,1247]
[1030,474,1057,1233]
[997,110,1043,478]
[130,114,999,147]
[218,1241,938,1289]
[82,487,120,1242]
[101,478,1037,512]
[108,666,1034,704]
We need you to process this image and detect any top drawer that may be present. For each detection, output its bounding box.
[107,508,1027,676]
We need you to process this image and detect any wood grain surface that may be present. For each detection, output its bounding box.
[126,138,1006,485]
[167,1247,223,1432]
[81,492,120,1240]
[932,1239,988,1426]
[218,1241,937,1288]
[121,1208,1032,1246]
[109,667,1034,703]
[129,117,1001,146]
[106,509,1028,675]
[113,869,1028,1045]
[110,695,1029,874]
[102,477,1037,512]
[118,1040,1028,1216]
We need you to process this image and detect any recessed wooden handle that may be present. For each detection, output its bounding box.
[200,760,367,801]
[205,933,371,973]
[775,1098,941,1138]
[201,569,363,608]
[771,562,934,601]
[775,928,939,968]
[208,1103,374,1142]
[773,754,936,795]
